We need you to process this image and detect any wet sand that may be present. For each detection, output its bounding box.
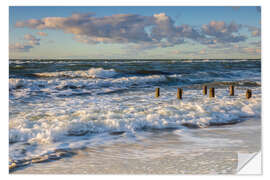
[12,118,261,174]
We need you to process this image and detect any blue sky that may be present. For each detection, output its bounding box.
[9,6,261,59]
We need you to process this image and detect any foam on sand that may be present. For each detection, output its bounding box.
[9,86,261,169]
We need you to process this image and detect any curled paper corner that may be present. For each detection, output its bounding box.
[237,151,262,174]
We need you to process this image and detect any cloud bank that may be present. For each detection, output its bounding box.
[14,12,249,49]
[9,43,33,52]
[37,32,48,36]
[10,34,40,52]
[246,25,261,37]
[201,21,246,43]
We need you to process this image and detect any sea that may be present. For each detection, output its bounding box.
[9,59,261,174]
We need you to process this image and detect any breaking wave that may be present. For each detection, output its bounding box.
[9,59,261,171]
[9,86,261,166]
[34,67,118,79]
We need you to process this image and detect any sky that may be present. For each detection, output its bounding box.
[9,6,261,59]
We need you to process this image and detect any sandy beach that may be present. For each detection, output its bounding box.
[12,118,260,174]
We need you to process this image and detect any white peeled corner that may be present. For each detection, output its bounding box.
[237,151,262,175]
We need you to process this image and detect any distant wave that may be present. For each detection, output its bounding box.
[205,81,261,87]
[9,74,167,91]
[33,67,118,79]
[131,70,172,75]
[9,76,261,100]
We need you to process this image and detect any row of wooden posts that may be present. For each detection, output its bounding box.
[155,85,252,99]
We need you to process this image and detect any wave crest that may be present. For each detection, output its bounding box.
[34,67,117,79]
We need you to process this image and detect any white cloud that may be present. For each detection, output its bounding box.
[10,34,41,52]
[24,34,40,46]
[201,21,246,43]
[245,25,261,37]
[37,32,48,36]
[9,43,33,52]
[15,13,247,49]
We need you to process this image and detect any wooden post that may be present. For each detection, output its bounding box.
[246,89,252,99]
[203,85,207,95]
[155,88,160,98]
[209,87,215,98]
[177,88,183,99]
[230,85,234,96]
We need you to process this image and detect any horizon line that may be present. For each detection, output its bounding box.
[9,58,261,60]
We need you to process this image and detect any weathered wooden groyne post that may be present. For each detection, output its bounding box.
[155,88,160,98]
[203,85,207,95]
[177,88,183,99]
[246,89,252,99]
[230,85,234,96]
[153,86,253,99]
[209,87,215,98]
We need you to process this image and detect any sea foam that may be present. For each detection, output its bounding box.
[9,60,261,169]
[34,67,117,79]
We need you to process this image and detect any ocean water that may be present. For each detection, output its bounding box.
[9,59,261,173]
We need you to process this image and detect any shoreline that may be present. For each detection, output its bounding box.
[11,118,261,174]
